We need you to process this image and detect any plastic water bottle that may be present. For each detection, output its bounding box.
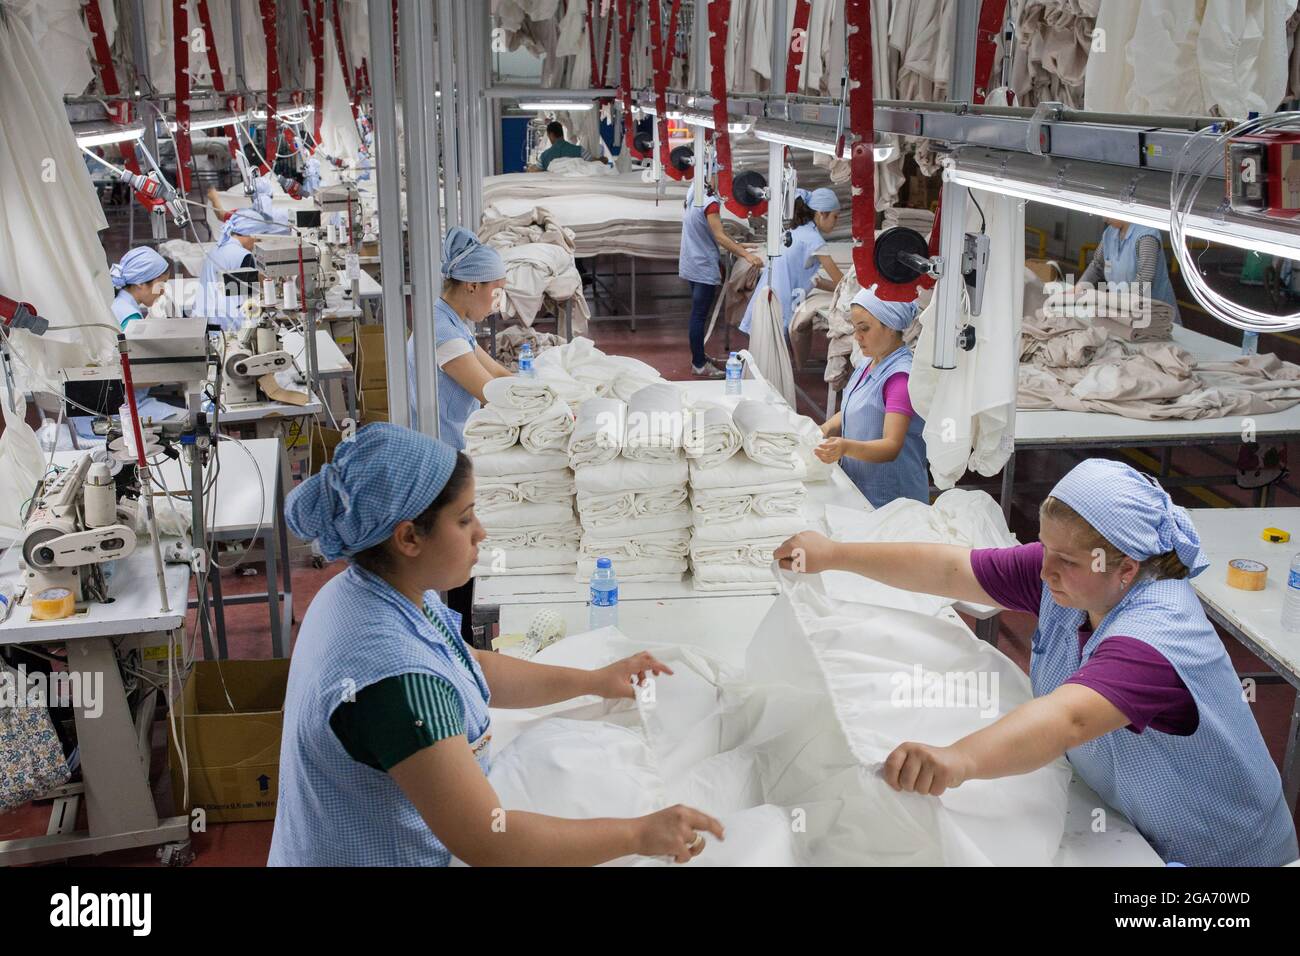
[1283,553,1300,631]
[519,343,536,378]
[589,557,619,630]
[725,351,743,396]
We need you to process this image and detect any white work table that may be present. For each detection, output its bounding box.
[475,378,1156,865]
[0,545,192,865]
[1185,506,1300,810]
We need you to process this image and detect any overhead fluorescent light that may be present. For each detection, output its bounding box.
[944,164,1300,262]
[677,109,754,134]
[753,121,894,162]
[169,112,252,132]
[248,106,316,121]
[75,124,145,147]
[518,101,595,111]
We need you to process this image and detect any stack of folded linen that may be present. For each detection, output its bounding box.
[534,337,664,402]
[573,457,691,582]
[568,397,627,469]
[686,453,811,592]
[682,401,742,469]
[732,399,831,480]
[623,382,687,465]
[1091,298,1176,342]
[466,386,579,577]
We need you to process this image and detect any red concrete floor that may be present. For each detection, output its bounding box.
[4,227,1299,862]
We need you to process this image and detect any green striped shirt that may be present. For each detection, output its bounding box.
[328,605,478,772]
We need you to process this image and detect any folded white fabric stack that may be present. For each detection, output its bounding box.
[686,448,812,591]
[568,397,627,469]
[732,399,806,471]
[623,382,687,464]
[572,455,691,581]
[534,337,663,402]
[467,377,580,576]
[682,401,742,469]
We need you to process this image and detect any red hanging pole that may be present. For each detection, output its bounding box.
[708,0,763,219]
[330,0,359,121]
[259,0,281,174]
[172,0,194,193]
[194,0,238,158]
[785,0,813,94]
[649,0,686,180]
[973,0,1010,105]
[299,0,326,151]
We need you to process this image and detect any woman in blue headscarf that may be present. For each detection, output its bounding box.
[1076,218,1180,324]
[816,287,928,508]
[776,458,1298,867]
[271,423,725,866]
[739,187,844,366]
[195,208,293,330]
[109,248,170,330]
[405,226,514,448]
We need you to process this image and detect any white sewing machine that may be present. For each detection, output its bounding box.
[18,455,137,603]
[216,320,296,405]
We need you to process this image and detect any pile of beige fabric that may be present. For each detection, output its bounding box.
[478,206,590,334]
[494,326,566,370]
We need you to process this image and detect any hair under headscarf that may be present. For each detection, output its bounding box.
[852,285,920,332]
[223,207,293,240]
[806,188,841,213]
[441,226,506,282]
[1048,458,1209,578]
[110,247,169,290]
[285,423,460,562]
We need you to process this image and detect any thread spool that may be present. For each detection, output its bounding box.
[1226,558,1268,591]
[31,587,75,620]
[262,278,277,307]
[118,403,138,458]
[83,462,117,528]
[282,278,300,310]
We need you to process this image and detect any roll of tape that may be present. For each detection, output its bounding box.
[1226,558,1268,591]
[31,587,76,620]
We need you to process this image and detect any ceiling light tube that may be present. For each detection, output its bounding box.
[518,101,595,111]
[943,165,1300,261]
[753,122,894,162]
[74,125,145,147]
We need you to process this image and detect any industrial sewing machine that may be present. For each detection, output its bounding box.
[18,454,138,607]
[215,319,296,405]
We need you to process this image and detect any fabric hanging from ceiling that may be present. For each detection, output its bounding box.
[318,9,361,160]
[6,0,104,96]
[0,4,116,385]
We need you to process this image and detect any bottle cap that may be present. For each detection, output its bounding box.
[596,557,611,569]
[729,352,738,359]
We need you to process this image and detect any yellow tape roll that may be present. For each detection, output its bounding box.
[30,587,76,620]
[1226,559,1268,591]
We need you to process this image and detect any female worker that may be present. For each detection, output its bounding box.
[739,187,843,368]
[1077,218,1180,323]
[109,247,170,330]
[405,227,514,446]
[270,423,725,866]
[774,458,1298,867]
[195,208,292,330]
[678,161,764,378]
[816,287,927,508]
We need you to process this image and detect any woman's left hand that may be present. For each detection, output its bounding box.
[882,742,973,796]
[815,437,846,463]
[590,652,675,699]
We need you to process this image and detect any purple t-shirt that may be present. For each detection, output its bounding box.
[969,543,1199,736]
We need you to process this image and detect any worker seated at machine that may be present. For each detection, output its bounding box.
[527,120,584,172]
[195,209,293,331]
[270,423,726,866]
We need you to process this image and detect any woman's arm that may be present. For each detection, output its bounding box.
[474,344,514,380]
[817,412,909,464]
[472,650,672,709]
[882,684,1130,795]
[821,411,843,438]
[1076,245,1105,287]
[1133,235,1160,285]
[815,254,844,290]
[774,532,997,607]
[707,212,764,268]
[388,736,725,865]
[442,352,496,403]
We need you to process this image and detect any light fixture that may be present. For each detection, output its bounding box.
[753,121,894,162]
[169,112,253,132]
[676,109,754,134]
[518,101,595,111]
[943,163,1300,262]
[248,106,316,121]
[74,124,145,147]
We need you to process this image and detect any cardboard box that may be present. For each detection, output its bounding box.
[1025,258,1063,283]
[310,426,344,474]
[360,386,389,414]
[168,659,290,823]
[356,325,388,389]
[361,409,390,425]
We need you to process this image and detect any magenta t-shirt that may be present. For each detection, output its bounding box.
[880,371,914,417]
[969,543,1199,736]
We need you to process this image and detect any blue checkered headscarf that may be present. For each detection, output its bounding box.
[852,285,920,331]
[442,227,505,282]
[110,248,169,289]
[286,423,460,561]
[1049,458,1209,578]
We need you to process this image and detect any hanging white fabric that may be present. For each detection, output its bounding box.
[319,12,361,161]
[745,286,797,407]
[0,6,116,384]
[909,187,1023,489]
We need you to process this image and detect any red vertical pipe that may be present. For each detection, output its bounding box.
[172,0,194,193]
[330,0,358,121]
[785,0,812,94]
[83,0,151,191]
[259,0,281,174]
[649,0,685,180]
[616,0,644,160]
[195,0,239,158]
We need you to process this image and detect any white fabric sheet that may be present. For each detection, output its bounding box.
[682,402,743,470]
[519,401,575,454]
[568,397,627,470]
[470,446,569,477]
[574,458,690,495]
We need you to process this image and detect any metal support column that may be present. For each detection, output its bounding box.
[399,0,443,438]
[453,4,476,229]
[766,0,788,260]
[372,0,409,427]
[437,0,460,227]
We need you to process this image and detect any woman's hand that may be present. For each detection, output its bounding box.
[745,250,765,269]
[634,805,726,863]
[882,742,974,797]
[589,651,674,700]
[774,530,838,574]
[815,437,847,463]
